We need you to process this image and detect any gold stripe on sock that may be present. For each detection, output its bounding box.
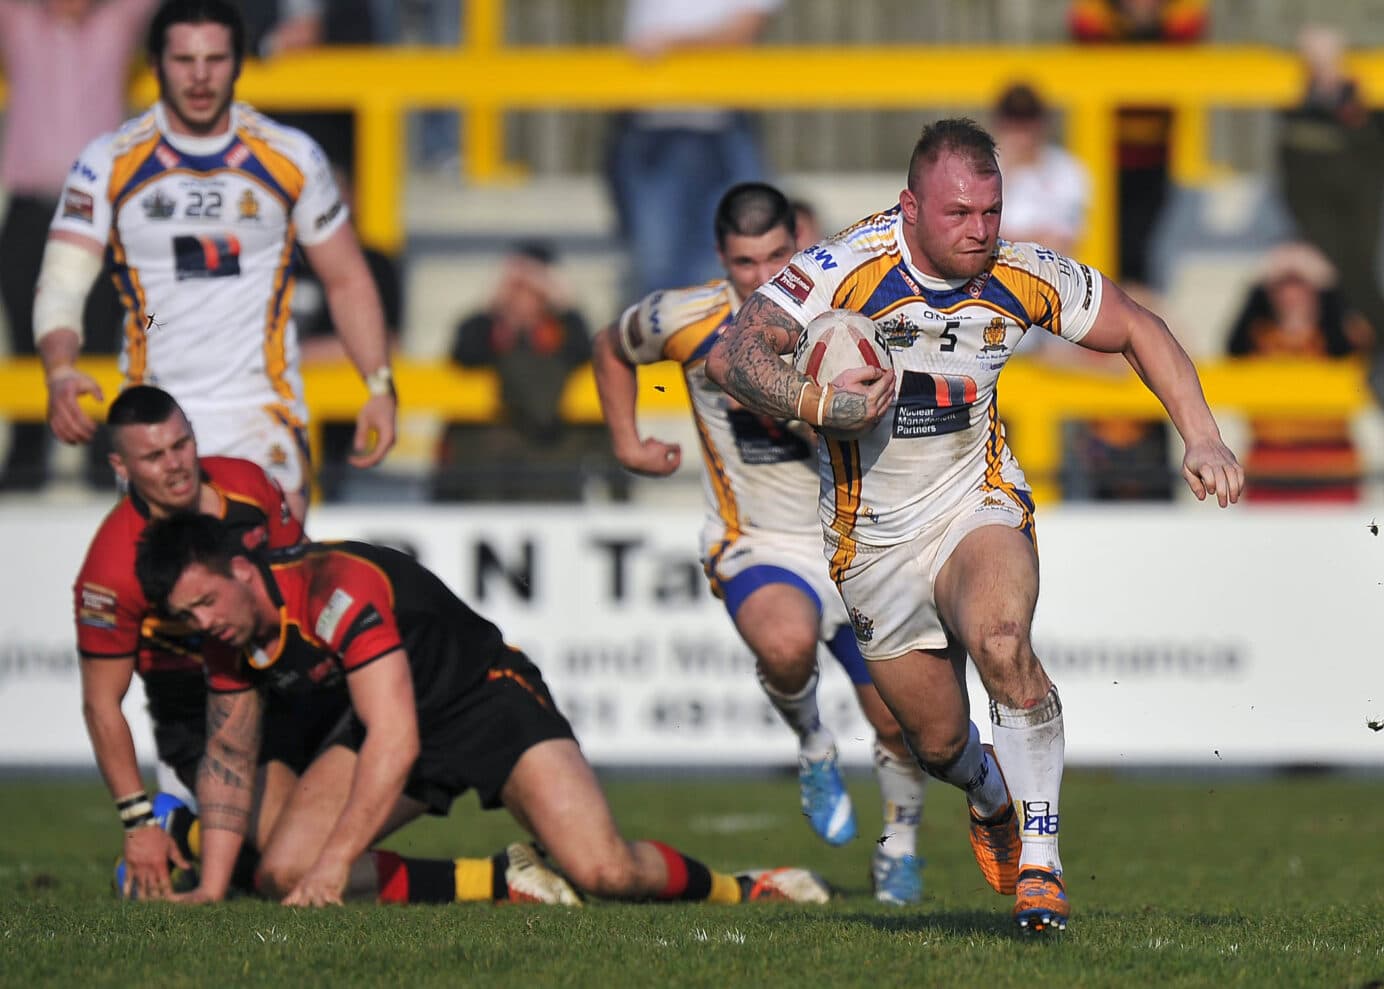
[188,820,201,859]
[454,857,495,902]
[707,871,743,905]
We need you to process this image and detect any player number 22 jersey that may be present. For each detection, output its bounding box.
[51,102,349,417]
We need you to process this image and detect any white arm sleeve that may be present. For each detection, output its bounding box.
[33,239,105,346]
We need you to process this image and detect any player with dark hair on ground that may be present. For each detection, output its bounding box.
[593,181,929,904]
[85,385,576,905]
[708,118,1243,933]
[134,513,832,907]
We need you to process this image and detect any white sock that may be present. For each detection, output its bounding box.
[758,666,834,761]
[990,686,1064,875]
[872,739,926,859]
[926,721,1009,819]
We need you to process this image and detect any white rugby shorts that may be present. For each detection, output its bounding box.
[827,485,1035,660]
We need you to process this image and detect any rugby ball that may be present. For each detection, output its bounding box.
[793,309,892,386]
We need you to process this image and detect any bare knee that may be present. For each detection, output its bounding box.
[561,844,642,899]
[970,623,1048,703]
[253,855,303,899]
[913,721,971,772]
[754,630,818,693]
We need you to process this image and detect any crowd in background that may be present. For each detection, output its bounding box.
[0,0,1380,504]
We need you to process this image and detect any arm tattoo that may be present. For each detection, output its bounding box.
[720,294,807,420]
[198,801,252,835]
[196,691,261,835]
[826,388,869,430]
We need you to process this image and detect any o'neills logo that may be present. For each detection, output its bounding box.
[772,264,814,304]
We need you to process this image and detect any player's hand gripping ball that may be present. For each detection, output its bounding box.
[792,309,892,387]
[791,310,892,436]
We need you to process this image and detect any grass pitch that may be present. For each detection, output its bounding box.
[2,770,1382,988]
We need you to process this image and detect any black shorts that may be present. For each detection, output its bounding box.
[159,686,351,794]
[321,650,576,814]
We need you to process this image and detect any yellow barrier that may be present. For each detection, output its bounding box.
[5,44,1384,273]
[0,357,1369,504]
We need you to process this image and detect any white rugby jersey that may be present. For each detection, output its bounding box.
[51,102,348,420]
[619,280,822,554]
[759,206,1104,560]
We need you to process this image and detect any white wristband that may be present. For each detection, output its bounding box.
[363,366,395,398]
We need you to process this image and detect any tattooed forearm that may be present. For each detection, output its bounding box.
[713,294,808,418]
[198,801,252,836]
[196,690,261,833]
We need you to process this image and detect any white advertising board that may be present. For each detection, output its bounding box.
[0,504,1380,769]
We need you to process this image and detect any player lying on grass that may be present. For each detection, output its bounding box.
[86,386,574,904]
[135,513,832,907]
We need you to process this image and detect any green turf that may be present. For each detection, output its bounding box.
[2,771,1382,988]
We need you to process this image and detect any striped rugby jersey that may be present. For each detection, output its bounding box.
[759,206,1104,545]
[51,102,348,422]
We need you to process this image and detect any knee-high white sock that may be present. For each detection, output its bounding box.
[758,666,834,760]
[872,739,926,859]
[925,720,1009,819]
[990,686,1064,875]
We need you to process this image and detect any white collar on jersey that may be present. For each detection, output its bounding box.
[154,101,240,157]
[893,210,975,293]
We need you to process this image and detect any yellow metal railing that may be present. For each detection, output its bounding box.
[5,42,1384,271]
[0,357,1369,504]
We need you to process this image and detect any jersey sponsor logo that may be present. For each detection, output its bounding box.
[69,159,98,183]
[964,269,992,299]
[339,604,386,650]
[225,143,250,168]
[238,190,261,222]
[771,264,814,305]
[315,588,355,643]
[1080,263,1094,311]
[173,233,241,280]
[78,582,119,629]
[726,409,812,465]
[892,371,978,439]
[155,144,181,169]
[142,190,177,220]
[314,200,343,231]
[805,245,838,271]
[62,189,94,223]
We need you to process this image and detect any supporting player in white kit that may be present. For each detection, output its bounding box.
[593,183,928,904]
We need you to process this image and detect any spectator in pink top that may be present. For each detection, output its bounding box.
[0,0,157,491]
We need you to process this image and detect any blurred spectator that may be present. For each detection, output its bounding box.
[294,168,404,502]
[0,0,155,491]
[992,82,1090,256]
[1069,0,1206,286]
[1226,242,1370,503]
[605,0,781,299]
[401,0,461,170]
[241,0,383,178]
[433,244,610,503]
[1278,25,1384,406]
[992,79,1170,501]
[791,198,823,250]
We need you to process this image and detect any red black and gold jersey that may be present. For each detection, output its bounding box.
[208,542,511,723]
[75,456,304,676]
